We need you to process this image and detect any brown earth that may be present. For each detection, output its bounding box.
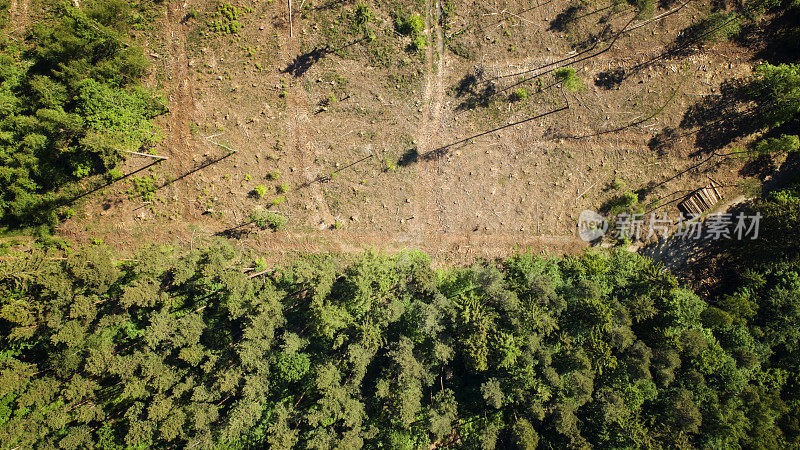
[55,0,761,265]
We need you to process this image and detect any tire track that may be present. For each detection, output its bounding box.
[411,0,447,243]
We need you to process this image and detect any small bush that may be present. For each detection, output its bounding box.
[268,196,285,208]
[603,190,642,215]
[409,35,428,52]
[267,170,281,180]
[253,258,268,271]
[277,183,289,194]
[351,2,374,38]
[554,67,584,92]
[394,13,425,37]
[253,184,268,199]
[510,88,529,102]
[107,168,125,181]
[129,175,158,202]
[250,210,288,231]
[61,208,76,220]
[755,134,799,156]
[208,3,242,35]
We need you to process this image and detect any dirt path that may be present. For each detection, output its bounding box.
[159,2,201,218]
[411,0,448,244]
[163,3,196,160]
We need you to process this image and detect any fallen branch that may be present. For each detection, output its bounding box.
[123,150,168,160]
[575,182,597,201]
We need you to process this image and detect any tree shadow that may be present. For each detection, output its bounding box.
[397,147,419,167]
[761,152,800,194]
[620,12,743,83]
[65,159,164,205]
[745,9,800,65]
[594,68,625,90]
[156,151,236,192]
[282,39,366,77]
[549,5,582,32]
[549,4,616,32]
[738,154,775,179]
[647,126,680,158]
[677,80,759,156]
[312,0,345,11]
[215,222,254,239]
[282,45,332,77]
[421,107,569,161]
[453,69,498,111]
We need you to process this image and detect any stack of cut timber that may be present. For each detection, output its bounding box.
[678,180,722,216]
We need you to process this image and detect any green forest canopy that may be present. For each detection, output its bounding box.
[0,242,798,448]
[0,2,163,228]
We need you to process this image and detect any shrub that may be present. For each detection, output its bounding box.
[755,134,800,156]
[277,183,289,194]
[250,209,288,230]
[554,67,584,92]
[253,257,268,271]
[253,184,268,199]
[394,13,425,37]
[410,35,428,52]
[267,170,281,180]
[207,3,242,35]
[351,2,374,38]
[689,12,741,44]
[107,168,125,181]
[129,175,158,202]
[511,88,529,102]
[603,190,643,216]
[268,196,285,208]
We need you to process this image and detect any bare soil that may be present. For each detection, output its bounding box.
[55,0,763,264]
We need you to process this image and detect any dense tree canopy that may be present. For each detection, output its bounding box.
[0,3,163,228]
[0,244,798,448]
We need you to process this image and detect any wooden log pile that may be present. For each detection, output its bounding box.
[678,180,722,216]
